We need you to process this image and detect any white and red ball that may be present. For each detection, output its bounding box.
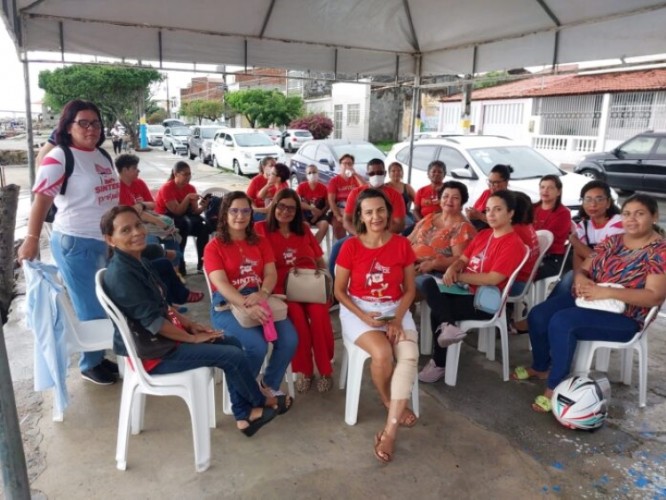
[551,376,609,430]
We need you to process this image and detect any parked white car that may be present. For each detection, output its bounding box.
[211,128,286,175]
[386,135,599,213]
[146,124,165,146]
[281,129,314,152]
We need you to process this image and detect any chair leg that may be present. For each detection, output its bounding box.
[498,321,510,382]
[594,347,611,372]
[620,349,633,386]
[208,374,216,428]
[116,377,136,471]
[221,371,233,416]
[338,348,348,390]
[637,342,648,408]
[411,375,420,418]
[485,327,496,361]
[130,392,146,435]
[419,302,432,355]
[186,371,212,473]
[285,363,295,398]
[344,347,368,426]
[572,342,595,376]
[444,342,462,387]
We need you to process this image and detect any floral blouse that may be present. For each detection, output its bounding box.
[411,213,476,264]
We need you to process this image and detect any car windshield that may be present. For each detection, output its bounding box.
[331,143,386,165]
[171,127,190,137]
[201,128,219,139]
[468,146,561,179]
[235,133,274,147]
[294,131,312,137]
[147,125,164,133]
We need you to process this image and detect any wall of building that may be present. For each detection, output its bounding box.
[368,87,403,143]
[331,82,370,141]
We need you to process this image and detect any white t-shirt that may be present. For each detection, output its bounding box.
[33,146,119,240]
[575,214,624,247]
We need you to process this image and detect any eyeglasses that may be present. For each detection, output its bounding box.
[582,196,608,204]
[228,208,252,216]
[487,180,506,187]
[72,119,102,130]
[276,203,297,213]
[367,171,386,177]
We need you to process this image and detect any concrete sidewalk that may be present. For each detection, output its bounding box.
[4,150,666,498]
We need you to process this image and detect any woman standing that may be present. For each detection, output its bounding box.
[465,164,511,230]
[296,164,331,244]
[386,162,416,228]
[101,206,278,435]
[154,161,210,274]
[18,99,120,385]
[335,188,419,463]
[256,189,335,392]
[418,190,527,383]
[204,192,298,409]
[519,194,666,413]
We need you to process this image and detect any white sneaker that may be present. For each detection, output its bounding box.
[418,359,446,383]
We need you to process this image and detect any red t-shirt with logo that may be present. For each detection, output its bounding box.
[415,184,441,218]
[119,178,154,206]
[203,236,275,292]
[296,181,328,210]
[463,229,526,291]
[154,180,196,215]
[328,174,361,206]
[337,234,416,301]
[512,224,540,283]
[344,184,407,219]
[255,221,323,293]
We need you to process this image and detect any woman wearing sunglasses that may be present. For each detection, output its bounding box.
[204,191,298,416]
[18,99,120,386]
[256,189,335,393]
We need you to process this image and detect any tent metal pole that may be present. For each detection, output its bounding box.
[24,60,36,192]
[406,55,421,184]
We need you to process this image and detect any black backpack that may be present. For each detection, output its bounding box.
[44,145,113,223]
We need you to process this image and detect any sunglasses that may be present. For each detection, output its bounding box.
[367,171,386,177]
[73,119,102,130]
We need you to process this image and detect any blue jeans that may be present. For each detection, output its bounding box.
[50,231,107,371]
[210,291,298,418]
[148,258,189,305]
[548,269,574,299]
[150,336,265,421]
[328,235,350,277]
[527,292,638,390]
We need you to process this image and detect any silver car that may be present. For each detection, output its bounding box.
[162,126,190,155]
[146,124,165,146]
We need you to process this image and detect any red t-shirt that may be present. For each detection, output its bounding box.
[327,174,361,206]
[414,184,441,218]
[296,181,328,210]
[512,224,540,283]
[533,203,571,255]
[154,180,196,215]
[337,234,416,301]
[255,221,324,293]
[344,185,407,219]
[247,175,268,208]
[473,189,492,212]
[463,229,526,291]
[264,182,288,206]
[203,236,275,292]
[119,178,154,207]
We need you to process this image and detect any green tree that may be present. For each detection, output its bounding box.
[39,64,163,148]
[180,99,224,124]
[147,109,167,124]
[225,89,302,128]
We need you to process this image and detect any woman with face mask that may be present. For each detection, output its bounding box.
[296,164,331,244]
[327,154,366,239]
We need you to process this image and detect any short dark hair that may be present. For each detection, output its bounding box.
[538,174,563,210]
[100,205,141,257]
[339,153,355,164]
[440,180,469,205]
[115,154,140,173]
[428,160,446,175]
[578,180,620,220]
[266,189,305,236]
[353,188,393,234]
[55,99,106,147]
[366,158,385,171]
[622,193,664,236]
[273,163,291,183]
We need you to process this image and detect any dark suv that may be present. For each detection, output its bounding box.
[574,131,666,194]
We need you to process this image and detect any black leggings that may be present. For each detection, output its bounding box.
[535,253,572,281]
[172,214,209,269]
[421,276,492,367]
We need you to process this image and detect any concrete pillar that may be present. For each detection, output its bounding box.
[596,93,612,152]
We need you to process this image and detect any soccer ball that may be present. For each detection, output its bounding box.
[551,376,609,430]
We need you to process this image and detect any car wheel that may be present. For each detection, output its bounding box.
[213,155,220,168]
[188,147,196,160]
[172,145,177,154]
[580,169,600,180]
[616,188,635,196]
[233,159,242,175]
[199,149,207,164]
[163,143,167,151]
[289,174,300,190]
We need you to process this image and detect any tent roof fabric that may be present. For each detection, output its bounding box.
[3,0,666,78]
[441,68,666,101]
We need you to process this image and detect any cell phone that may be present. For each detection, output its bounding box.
[376,314,396,322]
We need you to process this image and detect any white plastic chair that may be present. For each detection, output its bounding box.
[201,186,229,199]
[202,263,295,416]
[338,339,420,426]
[419,301,433,355]
[95,270,216,473]
[572,305,660,408]
[532,241,571,305]
[445,245,530,386]
[507,230,554,323]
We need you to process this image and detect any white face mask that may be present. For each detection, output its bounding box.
[306,172,318,182]
[343,169,354,178]
[368,174,386,188]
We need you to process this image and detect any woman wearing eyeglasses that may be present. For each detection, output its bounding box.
[18,99,121,386]
[465,164,512,230]
[204,191,298,414]
[255,189,335,393]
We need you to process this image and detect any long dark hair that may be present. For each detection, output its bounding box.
[353,188,393,234]
[215,191,258,245]
[538,174,563,210]
[621,193,665,236]
[578,180,620,220]
[55,99,106,147]
[266,189,305,235]
[168,160,190,181]
[100,205,141,257]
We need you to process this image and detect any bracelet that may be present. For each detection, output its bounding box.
[26,234,39,240]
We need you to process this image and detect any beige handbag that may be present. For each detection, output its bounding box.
[230,294,288,328]
[285,258,333,304]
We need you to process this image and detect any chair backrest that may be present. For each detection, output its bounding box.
[202,261,215,305]
[201,187,229,199]
[94,269,152,387]
[633,304,661,342]
[494,244,530,319]
[55,281,113,351]
[523,230,554,293]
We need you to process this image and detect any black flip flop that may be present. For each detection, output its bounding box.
[274,394,293,415]
[240,407,276,437]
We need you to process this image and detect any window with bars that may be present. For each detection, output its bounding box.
[347,104,360,126]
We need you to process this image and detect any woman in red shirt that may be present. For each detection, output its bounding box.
[296,164,331,244]
[246,156,277,221]
[334,188,419,463]
[465,164,511,230]
[418,190,527,384]
[327,153,365,239]
[257,163,290,208]
[256,189,334,393]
